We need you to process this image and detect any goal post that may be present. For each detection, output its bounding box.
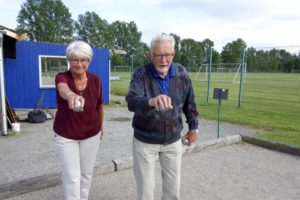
[194,63,247,83]
[194,64,208,82]
[233,63,247,83]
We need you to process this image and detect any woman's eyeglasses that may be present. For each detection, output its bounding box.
[69,59,89,64]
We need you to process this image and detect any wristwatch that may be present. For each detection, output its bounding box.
[191,129,199,134]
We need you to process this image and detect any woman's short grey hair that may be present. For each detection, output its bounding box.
[66,41,93,61]
[150,33,175,52]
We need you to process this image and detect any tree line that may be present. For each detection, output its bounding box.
[16,0,300,73]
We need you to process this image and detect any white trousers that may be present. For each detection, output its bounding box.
[54,133,100,200]
[133,137,183,200]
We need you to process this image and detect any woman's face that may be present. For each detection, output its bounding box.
[69,57,89,75]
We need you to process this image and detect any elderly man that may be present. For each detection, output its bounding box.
[126,33,199,200]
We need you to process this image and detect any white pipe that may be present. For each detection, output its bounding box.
[0,30,8,135]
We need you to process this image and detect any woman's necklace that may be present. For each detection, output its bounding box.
[74,78,87,96]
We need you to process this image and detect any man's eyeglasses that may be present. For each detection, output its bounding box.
[152,53,174,59]
[69,59,89,64]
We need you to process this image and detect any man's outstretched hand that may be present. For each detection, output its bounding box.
[149,95,173,111]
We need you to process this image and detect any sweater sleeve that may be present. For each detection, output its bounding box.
[126,66,151,113]
[182,73,199,130]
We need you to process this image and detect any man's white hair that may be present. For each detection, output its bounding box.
[150,33,175,52]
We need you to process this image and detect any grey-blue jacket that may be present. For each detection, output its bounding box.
[126,62,199,144]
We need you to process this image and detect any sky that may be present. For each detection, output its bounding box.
[0,0,300,52]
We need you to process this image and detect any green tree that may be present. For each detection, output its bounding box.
[246,47,299,72]
[170,33,181,63]
[75,11,110,48]
[110,54,126,66]
[132,42,150,68]
[246,47,257,72]
[109,21,143,66]
[268,49,282,71]
[110,21,142,55]
[202,38,220,64]
[221,38,247,64]
[211,50,221,64]
[292,55,300,72]
[277,49,295,72]
[202,38,213,63]
[179,38,205,71]
[16,0,74,43]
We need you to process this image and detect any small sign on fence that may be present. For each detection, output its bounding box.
[213,88,229,138]
[213,88,228,100]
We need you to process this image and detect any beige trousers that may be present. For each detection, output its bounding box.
[133,137,183,200]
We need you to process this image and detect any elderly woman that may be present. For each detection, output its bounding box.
[53,41,103,200]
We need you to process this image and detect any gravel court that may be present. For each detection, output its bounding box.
[5,143,300,200]
[2,95,294,199]
[0,105,259,187]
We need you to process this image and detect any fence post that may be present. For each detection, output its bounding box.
[206,48,213,103]
[131,54,134,78]
[238,48,246,107]
[0,31,7,135]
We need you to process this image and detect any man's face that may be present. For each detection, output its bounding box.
[150,41,175,78]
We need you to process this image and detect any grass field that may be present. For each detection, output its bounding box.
[110,71,300,147]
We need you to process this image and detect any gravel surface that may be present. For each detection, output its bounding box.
[0,103,259,186]
[1,95,272,200]
[5,143,300,200]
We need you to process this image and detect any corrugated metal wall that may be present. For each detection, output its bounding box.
[4,41,110,109]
